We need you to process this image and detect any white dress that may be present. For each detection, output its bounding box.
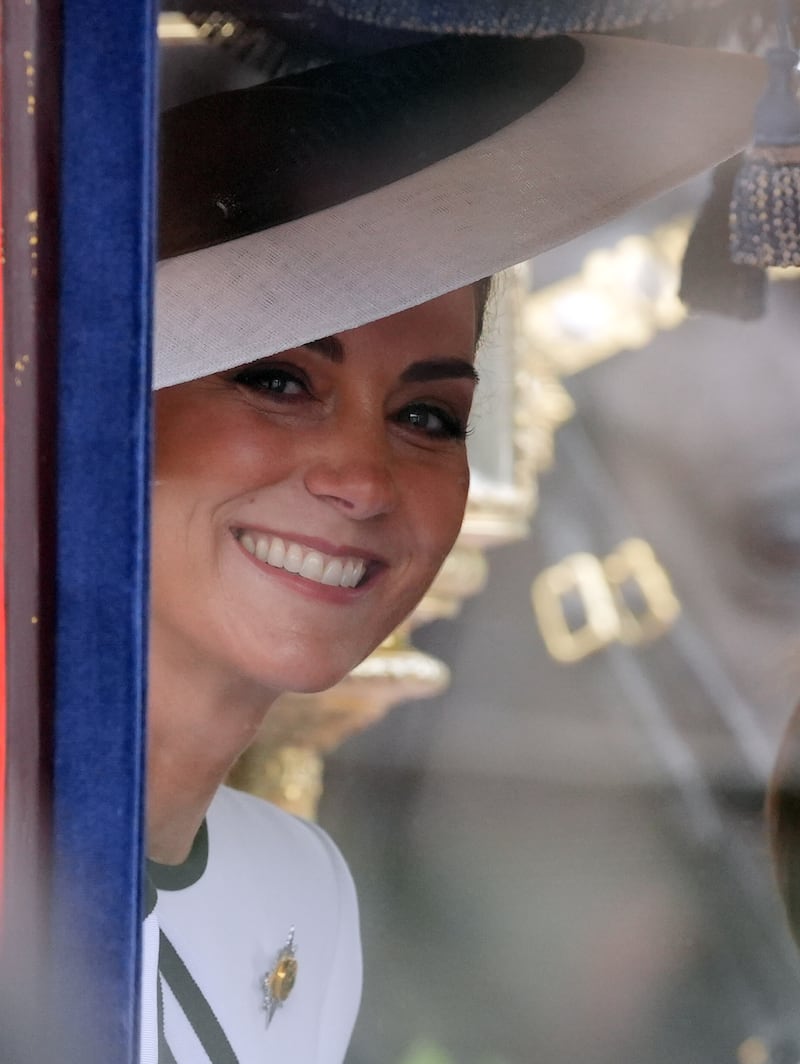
[139,785,362,1064]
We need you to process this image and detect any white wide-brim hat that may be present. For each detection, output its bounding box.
[155,32,764,389]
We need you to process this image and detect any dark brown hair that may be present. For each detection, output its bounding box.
[474,275,493,341]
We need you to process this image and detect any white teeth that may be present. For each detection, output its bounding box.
[237,529,370,588]
[342,559,357,588]
[341,559,366,588]
[321,559,344,586]
[299,551,325,581]
[267,537,285,567]
[284,543,304,573]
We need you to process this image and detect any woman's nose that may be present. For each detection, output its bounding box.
[303,421,398,520]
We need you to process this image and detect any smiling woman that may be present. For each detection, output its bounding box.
[145,290,479,1060]
[140,16,764,1064]
[151,290,477,707]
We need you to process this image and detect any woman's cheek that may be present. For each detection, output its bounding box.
[419,469,470,563]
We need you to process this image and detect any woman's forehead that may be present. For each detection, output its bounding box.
[335,285,480,357]
[187,286,480,391]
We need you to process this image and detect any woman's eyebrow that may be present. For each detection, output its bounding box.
[303,336,345,362]
[400,358,479,385]
[302,340,478,385]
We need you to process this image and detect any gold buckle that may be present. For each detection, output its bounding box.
[604,538,680,646]
[531,553,620,663]
[531,540,680,663]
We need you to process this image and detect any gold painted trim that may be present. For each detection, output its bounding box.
[157,12,202,39]
[520,218,692,378]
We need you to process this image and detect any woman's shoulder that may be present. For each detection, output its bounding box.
[150,790,362,1062]
[209,784,354,889]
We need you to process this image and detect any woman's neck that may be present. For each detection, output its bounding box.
[146,634,280,864]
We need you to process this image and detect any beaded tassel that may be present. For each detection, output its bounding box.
[730,2,800,267]
[680,154,766,318]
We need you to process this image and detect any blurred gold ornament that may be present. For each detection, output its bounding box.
[532,539,681,664]
[737,1037,770,1064]
[520,218,692,378]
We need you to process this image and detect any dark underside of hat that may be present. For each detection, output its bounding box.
[159,0,796,261]
[158,0,795,325]
[159,35,585,258]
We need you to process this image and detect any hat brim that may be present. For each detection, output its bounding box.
[155,34,764,388]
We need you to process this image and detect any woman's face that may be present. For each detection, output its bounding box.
[151,286,478,695]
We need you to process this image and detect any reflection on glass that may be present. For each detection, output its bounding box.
[321,201,800,1064]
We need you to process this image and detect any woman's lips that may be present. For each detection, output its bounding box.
[233,527,376,589]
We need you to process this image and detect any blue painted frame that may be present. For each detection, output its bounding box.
[54,0,156,1057]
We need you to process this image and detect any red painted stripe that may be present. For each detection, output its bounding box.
[0,116,6,905]
[0,110,5,906]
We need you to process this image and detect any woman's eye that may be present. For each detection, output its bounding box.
[399,402,467,440]
[232,365,308,397]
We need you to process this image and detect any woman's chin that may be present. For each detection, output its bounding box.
[246,651,368,698]
[232,620,395,695]
[280,659,368,696]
